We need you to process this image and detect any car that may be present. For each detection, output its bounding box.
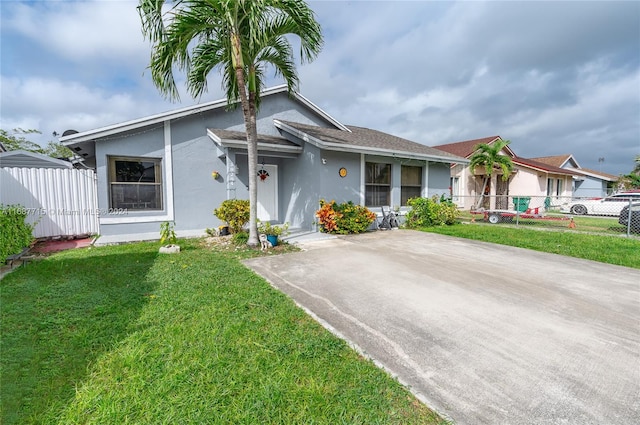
[618,202,640,232]
[560,192,640,216]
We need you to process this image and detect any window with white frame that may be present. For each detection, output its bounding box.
[108,156,163,210]
[451,176,460,202]
[365,162,391,206]
[556,178,563,196]
[401,165,422,205]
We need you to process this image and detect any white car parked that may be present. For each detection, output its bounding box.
[560,192,640,216]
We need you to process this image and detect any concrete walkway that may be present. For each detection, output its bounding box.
[243,230,640,425]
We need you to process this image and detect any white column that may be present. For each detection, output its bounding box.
[164,121,174,221]
[360,153,365,206]
[226,150,237,200]
[422,161,429,198]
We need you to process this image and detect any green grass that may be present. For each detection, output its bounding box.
[422,223,640,269]
[457,210,630,235]
[1,239,445,424]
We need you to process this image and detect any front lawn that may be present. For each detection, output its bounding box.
[457,210,631,235]
[1,239,446,424]
[422,223,640,269]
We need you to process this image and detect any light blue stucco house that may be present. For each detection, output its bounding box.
[531,154,618,198]
[61,86,467,243]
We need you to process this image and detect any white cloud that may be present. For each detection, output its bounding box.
[1,75,156,145]
[0,0,638,174]
[5,1,148,65]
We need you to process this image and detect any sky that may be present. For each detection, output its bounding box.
[1,0,639,176]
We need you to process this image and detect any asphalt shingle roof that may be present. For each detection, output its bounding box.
[434,137,581,176]
[208,129,297,147]
[530,154,573,168]
[512,156,580,176]
[532,155,618,179]
[578,168,619,180]
[432,136,502,158]
[279,120,464,160]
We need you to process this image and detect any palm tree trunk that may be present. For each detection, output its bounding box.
[246,90,259,247]
[231,33,259,247]
[234,76,259,247]
[476,176,489,210]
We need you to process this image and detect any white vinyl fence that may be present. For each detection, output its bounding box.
[1,167,99,238]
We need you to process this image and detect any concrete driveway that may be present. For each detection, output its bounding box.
[243,230,640,424]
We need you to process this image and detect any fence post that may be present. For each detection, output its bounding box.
[627,198,633,237]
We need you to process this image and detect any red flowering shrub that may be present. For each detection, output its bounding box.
[316,200,376,234]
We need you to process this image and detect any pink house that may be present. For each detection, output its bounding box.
[433,136,579,210]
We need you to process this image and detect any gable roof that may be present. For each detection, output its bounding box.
[512,156,579,176]
[531,155,616,181]
[207,129,302,155]
[275,120,468,163]
[433,136,515,158]
[574,168,618,181]
[435,137,583,176]
[531,154,580,169]
[60,85,348,145]
[0,150,73,169]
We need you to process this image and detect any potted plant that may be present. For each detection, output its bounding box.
[159,221,180,254]
[257,220,289,247]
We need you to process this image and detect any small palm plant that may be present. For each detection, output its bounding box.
[160,221,177,246]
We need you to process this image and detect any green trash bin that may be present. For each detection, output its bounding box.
[512,197,531,212]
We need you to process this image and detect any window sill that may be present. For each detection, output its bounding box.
[101,213,172,225]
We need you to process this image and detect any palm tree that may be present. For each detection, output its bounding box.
[138,0,323,246]
[616,154,640,190]
[469,139,514,209]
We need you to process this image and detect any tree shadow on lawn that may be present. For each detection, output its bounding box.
[0,245,159,425]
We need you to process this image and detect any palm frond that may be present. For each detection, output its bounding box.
[469,139,513,179]
[141,0,322,106]
[188,37,231,99]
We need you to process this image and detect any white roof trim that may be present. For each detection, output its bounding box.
[571,168,617,182]
[290,91,350,132]
[61,85,348,144]
[513,160,575,176]
[274,120,469,164]
[564,155,581,169]
[206,129,303,154]
[207,129,223,145]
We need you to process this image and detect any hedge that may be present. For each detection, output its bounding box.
[0,205,35,262]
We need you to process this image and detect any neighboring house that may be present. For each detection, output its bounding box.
[433,136,578,210]
[61,85,467,244]
[531,154,617,198]
[0,150,73,169]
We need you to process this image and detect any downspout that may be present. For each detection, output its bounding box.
[226,150,237,200]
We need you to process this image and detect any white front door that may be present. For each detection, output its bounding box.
[257,164,278,221]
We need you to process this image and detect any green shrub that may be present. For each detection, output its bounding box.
[316,200,377,234]
[214,199,250,233]
[405,196,459,228]
[232,231,249,245]
[0,204,34,261]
